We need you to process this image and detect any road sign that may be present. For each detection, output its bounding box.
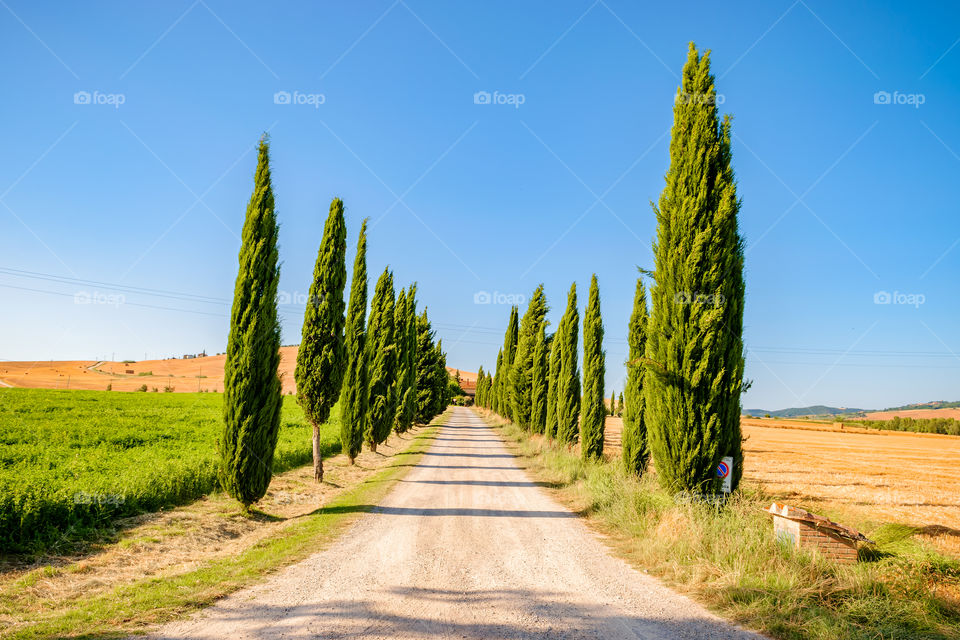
[717,456,733,493]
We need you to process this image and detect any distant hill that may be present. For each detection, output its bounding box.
[880,400,960,412]
[743,405,868,418]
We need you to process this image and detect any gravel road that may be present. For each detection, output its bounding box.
[152,407,763,640]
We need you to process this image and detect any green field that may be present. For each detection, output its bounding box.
[0,388,338,552]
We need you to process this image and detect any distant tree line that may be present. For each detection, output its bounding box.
[219,137,450,510]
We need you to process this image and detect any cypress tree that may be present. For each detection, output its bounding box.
[510,285,548,430]
[580,274,605,460]
[294,197,347,482]
[555,283,580,445]
[486,372,493,409]
[415,309,440,422]
[491,349,503,414]
[530,325,548,433]
[393,286,418,434]
[476,365,485,407]
[610,390,616,416]
[645,43,746,493]
[617,392,624,417]
[623,278,649,474]
[339,220,369,464]
[365,268,396,452]
[497,307,519,419]
[431,339,448,416]
[545,326,562,439]
[220,137,283,508]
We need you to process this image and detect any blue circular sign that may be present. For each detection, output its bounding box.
[717,461,730,478]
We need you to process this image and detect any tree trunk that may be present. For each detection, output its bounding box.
[370,440,377,454]
[312,422,323,482]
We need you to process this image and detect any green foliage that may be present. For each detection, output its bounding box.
[221,137,283,507]
[394,284,419,434]
[339,220,369,463]
[475,365,486,407]
[622,278,649,475]
[545,328,561,439]
[496,306,519,419]
[0,389,335,552]
[295,197,347,481]
[580,274,605,459]
[555,283,581,445]
[492,349,503,414]
[846,416,960,436]
[415,309,447,423]
[365,268,397,450]
[510,285,548,430]
[295,197,347,427]
[530,326,548,433]
[645,44,746,494]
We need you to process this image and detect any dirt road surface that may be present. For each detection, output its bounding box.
[152,407,760,640]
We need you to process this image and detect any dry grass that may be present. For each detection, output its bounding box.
[604,416,960,558]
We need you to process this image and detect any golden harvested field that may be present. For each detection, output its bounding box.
[605,416,960,556]
[862,407,960,420]
[0,347,299,394]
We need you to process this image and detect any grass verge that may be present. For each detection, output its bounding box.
[3,412,446,640]
[479,409,960,640]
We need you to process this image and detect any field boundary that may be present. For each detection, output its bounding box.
[3,415,445,640]
[741,417,960,440]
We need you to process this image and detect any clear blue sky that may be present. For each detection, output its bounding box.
[2,1,959,410]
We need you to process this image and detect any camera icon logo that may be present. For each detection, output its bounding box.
[473,290,491,304]
[473,91,491,105]
[74,291,92,304]
[873,91,891,105]
[73,91,91,105]
[274,91,291,105]
[873,290,891,304]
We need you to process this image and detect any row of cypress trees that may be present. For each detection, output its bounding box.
[219,137,449,509]
[475,275,608,462]
[479,43,746,495]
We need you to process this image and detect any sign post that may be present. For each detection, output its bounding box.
[717,456,733,494]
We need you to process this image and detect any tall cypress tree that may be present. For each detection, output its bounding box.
[431,339,448,417]
[497,306,519,419]
[623,278,649,474]
[555,283,580,445]
[415,308,440,423]
[580,274,605,460]
[365,268,396,453]
[339,220,368,464]
[545,326,562,439]
[530,325,548,433]
[491,349,503,414]
[476,365,485,407]
[646,43,746,493]
[220,137,283,508]
[393,286,417,434]
[610,390,616,416]
[510,285,548,430]
[617,392,623,417]
[294,197,347,482]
